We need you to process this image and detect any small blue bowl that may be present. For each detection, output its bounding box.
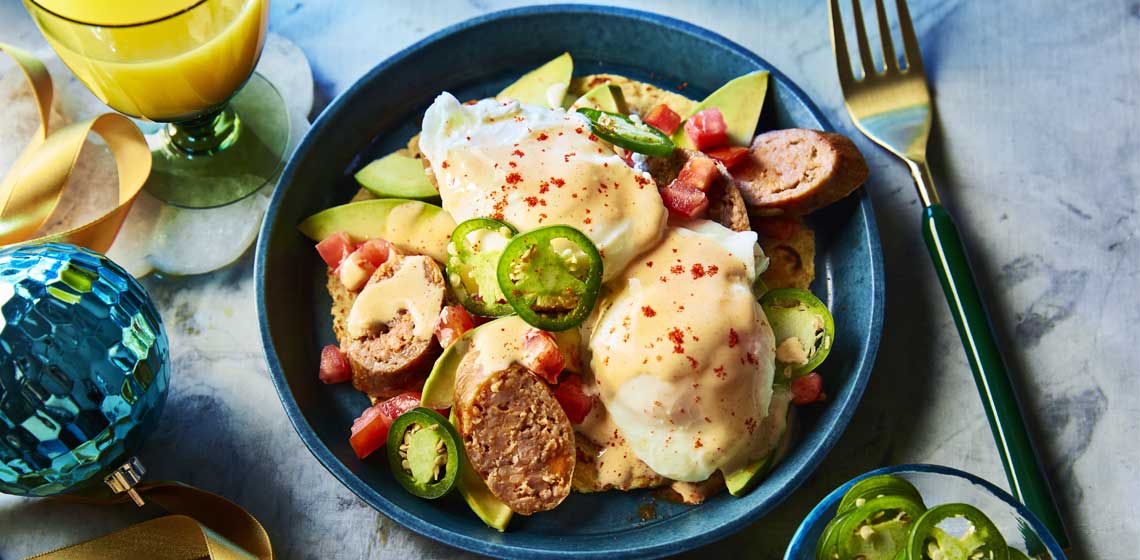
[257,4,884,558]
[784,464,1069,559]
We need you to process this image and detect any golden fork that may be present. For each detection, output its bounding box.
[828,0,1071,551]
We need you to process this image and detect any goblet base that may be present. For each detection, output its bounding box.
[143,73,289,209]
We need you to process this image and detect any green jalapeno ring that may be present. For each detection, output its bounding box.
[447,218,518,317]
[386,407,462,499]
[816,509,857,560]
[906,503,1009,560]
[576,107,676,157]
[837,474,926,516]
[760,287,836,378]
[450,217,517,259]
[496,224,603,331]
[836,495,926,560]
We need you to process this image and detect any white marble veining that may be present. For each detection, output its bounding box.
[1,1,1137,558]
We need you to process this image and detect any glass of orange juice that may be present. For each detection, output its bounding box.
[24,0,289,208]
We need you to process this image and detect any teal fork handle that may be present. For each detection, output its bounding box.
[922,204,1070,550]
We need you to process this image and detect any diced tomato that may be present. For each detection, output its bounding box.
[675,157,720,192]
[355,238,394,268]
[643,104,682,135]
[316,232,354,269]
[684,108,728,151]
[521,329,565,384]
[790,373,824,405]
[660,182,709,219]
[704,146,750,170]
[319,344,352,384]
[349,391,421,459]
[435,305,475,348]
[552,374,593,424]
[754,216,802,242]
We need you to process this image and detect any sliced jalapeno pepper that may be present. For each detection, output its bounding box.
[447,218,518,317]
[496,225,603,331]
[906,503,1009,560]
[760,287,835,379]
[817,509,856,560]
[386,407,462,499]
[837,495,926,560]
[576,107,676,157]
[838,474,926,516]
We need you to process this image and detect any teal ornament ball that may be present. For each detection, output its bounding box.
[0,243,169,496]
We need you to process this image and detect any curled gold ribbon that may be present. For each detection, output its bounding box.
[31,482,273,560]
[0,43,150,253]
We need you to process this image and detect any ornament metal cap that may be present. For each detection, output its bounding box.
[103,456,147,506]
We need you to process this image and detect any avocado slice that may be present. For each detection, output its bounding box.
[354,153,439,200]
[298,199,456,262]
[451,408,513,531]
[570,83,628,114]
[497,52,573,108]
[422,325,513,530]
[421,325,483,410]
[674,71,769,149]
[724,385,792,496]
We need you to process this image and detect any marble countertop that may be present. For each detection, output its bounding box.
[1,1,1137,558]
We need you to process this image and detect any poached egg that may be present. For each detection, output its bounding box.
[584,220,776,482]
[419,92,667,280]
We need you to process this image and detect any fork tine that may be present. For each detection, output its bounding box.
[894,0,925,72]
[827,0,857,85]
[873,0,899,71]
[849,0,877,77]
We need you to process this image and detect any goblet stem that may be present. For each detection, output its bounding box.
[165,104,242,157]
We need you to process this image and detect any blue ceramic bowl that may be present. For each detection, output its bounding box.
[257,5,883,558]
[784,464,1068,560]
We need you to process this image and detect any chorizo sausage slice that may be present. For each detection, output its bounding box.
[733,129,869,216]
[454,357,575,515]
[327,254,445,398]
[647,148,752,232]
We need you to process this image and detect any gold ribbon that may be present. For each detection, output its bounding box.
[0,43,150,252]
[30,482,273,560]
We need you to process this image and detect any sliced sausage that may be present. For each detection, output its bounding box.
[708,179,751,233]
[733,129,868,216]
[327,254,444,398]
[454,356,575,515]
[647,148,752,232]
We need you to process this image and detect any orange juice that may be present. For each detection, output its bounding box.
[25,0,268,122]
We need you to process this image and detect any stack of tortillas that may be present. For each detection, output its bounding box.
[0,34,313,277]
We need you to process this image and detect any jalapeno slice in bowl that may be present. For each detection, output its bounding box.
[837,474,926,516]
[836,495,926,560]
[447,218,518,317]
[576,107,676,157]
[816,509,856,560]
[760,287,835,378]
[496,225,603,331]
[386,407,462,499]
[905,503,1009,560]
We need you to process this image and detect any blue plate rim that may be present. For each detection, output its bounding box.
[256,4,885,558]
[782,463,1069,560]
